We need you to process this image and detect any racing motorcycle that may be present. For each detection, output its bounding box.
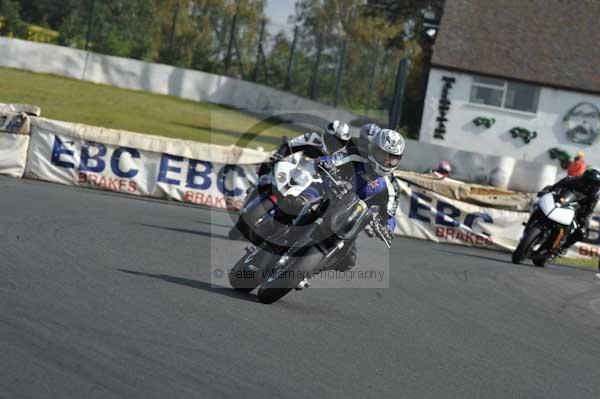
[228,162,390,304]
[512,188,580,266]
[228,144,319,244]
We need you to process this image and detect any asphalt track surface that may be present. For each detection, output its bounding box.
[2,176,600,399]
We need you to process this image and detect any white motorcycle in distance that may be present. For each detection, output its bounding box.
[228,148,322,245]
[512,188,580,267]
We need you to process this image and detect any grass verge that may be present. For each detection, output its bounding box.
[0,67,297,149]
[555,256,599,271]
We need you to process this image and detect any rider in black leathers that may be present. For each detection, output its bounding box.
[258,120,351,176]
[541,168,600,251]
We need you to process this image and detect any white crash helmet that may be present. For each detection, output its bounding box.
[367,129,405,176]
[325,120,350,141]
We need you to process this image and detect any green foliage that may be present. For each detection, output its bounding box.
[368,0,445,136]
[57,0,158,60]
[8,0,446,137]
[13,0,78,29]
[0,0,27,38]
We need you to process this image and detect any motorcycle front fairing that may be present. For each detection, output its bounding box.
[526,190,579,258]
[536,191,577,226]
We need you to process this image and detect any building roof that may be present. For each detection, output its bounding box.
[432,0,600,94]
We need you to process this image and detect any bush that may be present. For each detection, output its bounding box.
[0,0,27,38]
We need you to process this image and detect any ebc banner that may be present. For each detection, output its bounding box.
[394,179,600,260]
[26,128,255,210]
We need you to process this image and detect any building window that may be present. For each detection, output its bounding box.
[470,76,539,113]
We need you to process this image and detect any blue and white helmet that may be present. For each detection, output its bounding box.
[367,129,405,176]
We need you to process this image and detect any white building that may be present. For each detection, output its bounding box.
[419,0,600,170]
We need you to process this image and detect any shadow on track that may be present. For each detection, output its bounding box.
[139,223,231,241]
[117,269,259,302]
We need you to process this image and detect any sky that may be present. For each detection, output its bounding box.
[264,0,297,31]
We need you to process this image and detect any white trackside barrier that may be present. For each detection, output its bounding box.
[0,110,31,178]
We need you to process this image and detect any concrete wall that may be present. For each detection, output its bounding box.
[420,68,600,170]
[0,37,359,127]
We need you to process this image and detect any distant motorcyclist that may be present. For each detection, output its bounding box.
[539,168,600,252]
[566,151,587,177]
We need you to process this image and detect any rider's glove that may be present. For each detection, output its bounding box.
[365,223,375,238]
[366,218,394,243]
[317,160,340,179]
[537,186,552,197]
[381,225,394,243]
[269,152,284,163]
[316,159,333,170]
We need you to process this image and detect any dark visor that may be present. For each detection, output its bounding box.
[373,146,401,168]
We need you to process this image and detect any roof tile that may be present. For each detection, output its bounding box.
[432,0,600,93]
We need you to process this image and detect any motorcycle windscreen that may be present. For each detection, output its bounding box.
[547,207,576,225]
[538,193,556,216]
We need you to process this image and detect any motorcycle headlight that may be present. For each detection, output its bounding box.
[276,171,287,184]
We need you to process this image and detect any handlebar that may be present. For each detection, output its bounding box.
[316,162,351,199]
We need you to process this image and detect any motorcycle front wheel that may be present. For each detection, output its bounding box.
[229,244,273,292]
[257,246,323,304]
[532,256,548,267]
[512,225,543,265]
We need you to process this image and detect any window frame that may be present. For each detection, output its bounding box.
[469,76,539,114]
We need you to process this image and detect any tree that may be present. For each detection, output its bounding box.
[58,0,158,60]
[14,0,78,29]
[154,0,266,74]
[367,0,446,137]
[0,0,27,38]
[291,0,403,108]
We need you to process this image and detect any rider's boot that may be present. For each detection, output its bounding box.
[295,278,311,290]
